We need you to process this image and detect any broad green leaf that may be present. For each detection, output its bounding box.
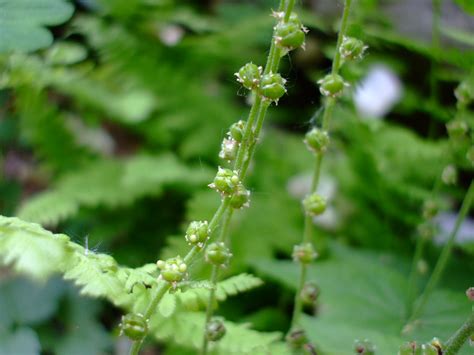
[0,0,74,52]
[254,243,472,354]
[159,294,177,318]
[0,327,40,355]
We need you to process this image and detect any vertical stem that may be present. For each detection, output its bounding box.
[428,0,442,137]
[408,180,474,324]
[289,0,353,331]
[201,208,234,355]
[444,311,474,355]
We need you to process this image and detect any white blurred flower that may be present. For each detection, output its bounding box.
[354,64,402,119]
[434,212,474,246]
[159,24,185,46]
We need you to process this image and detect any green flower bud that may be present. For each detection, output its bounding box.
[466,287,474,301]
[120,313,148,341]
[292,243,318,264]
[157,256,187,284]
[441,164,457,185]
[354,339,376,354]
[209,167,240,196]
[303,193,327,216]
[318,74,347,98]
[422,199,438,220]
[230,183,251,209]
[421,344,439,355]
[304,128,330,154]
[229,120,246,142]
[417,222,436,240]
[205,242,232,267]
[301,282,319,307]
[446,119,468,140]
[454,80,474,105]
[274,21,306,51]
[205,317,226,342]
[219,138,239,162]
[235,63,262,90]
[260,73,287,102]
[286,328,308,349]
[428,338,443,354]
[185,220,210,247]
[340,36,368,61]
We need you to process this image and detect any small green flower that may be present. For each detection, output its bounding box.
[260,73,287,102]
[422,199,438,220]
[157,256,187,284]
[441,165,457,186]
[185,220,210,247]
[209,167,240,196]
[318,74,347,98]
[235,63,262,90]
[205,242,232,267]
[340,36,368,61]
[303,193,327,216]
[120,313,148,341]
[292,243,318,264]
[304,128,330,154]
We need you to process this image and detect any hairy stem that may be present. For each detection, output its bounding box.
[444,311,474,355]
[290,0,353,330]
[407,180,474,324]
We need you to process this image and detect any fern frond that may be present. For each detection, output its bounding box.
[151,311,282,354]
[0,216,71,280]
[17,154,213,226]
[215,273,263,302]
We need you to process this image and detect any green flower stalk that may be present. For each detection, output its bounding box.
[129,1,305,354]
[289,0,361,338]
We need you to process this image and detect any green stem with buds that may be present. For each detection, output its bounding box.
[444,310,474,355]
[290,0,353,330]
[407,180,474,325]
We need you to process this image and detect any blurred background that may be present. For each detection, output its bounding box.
[0,0,473,354]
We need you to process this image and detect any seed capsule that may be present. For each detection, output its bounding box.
[292,243,318,264]
[422,199,438,220]
[303,193,327,216]
[301,282,320,307]
[466,287,474,301]
[229,120,246,142]
[120,313,148,341]
[340,36,368,61]
[235,63,262,90]
[286,328,308,349]
[205,242,232,267]
[274,21,305,51]
[446,119,468,140]
[205,317,226,341]
[209,167,240,196]
[455,80,474,105]
[230,184,251,209]
[304,128,330,154]
[318,74,347,98]
[260,73,287,101]
[441,165,457,185]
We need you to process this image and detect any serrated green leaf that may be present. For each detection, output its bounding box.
[253,243,472,354]
[215,273,264,301]
[0,0,74,52]
[0,216,71,279]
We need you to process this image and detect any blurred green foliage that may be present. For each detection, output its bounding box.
[0,0,473,354]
